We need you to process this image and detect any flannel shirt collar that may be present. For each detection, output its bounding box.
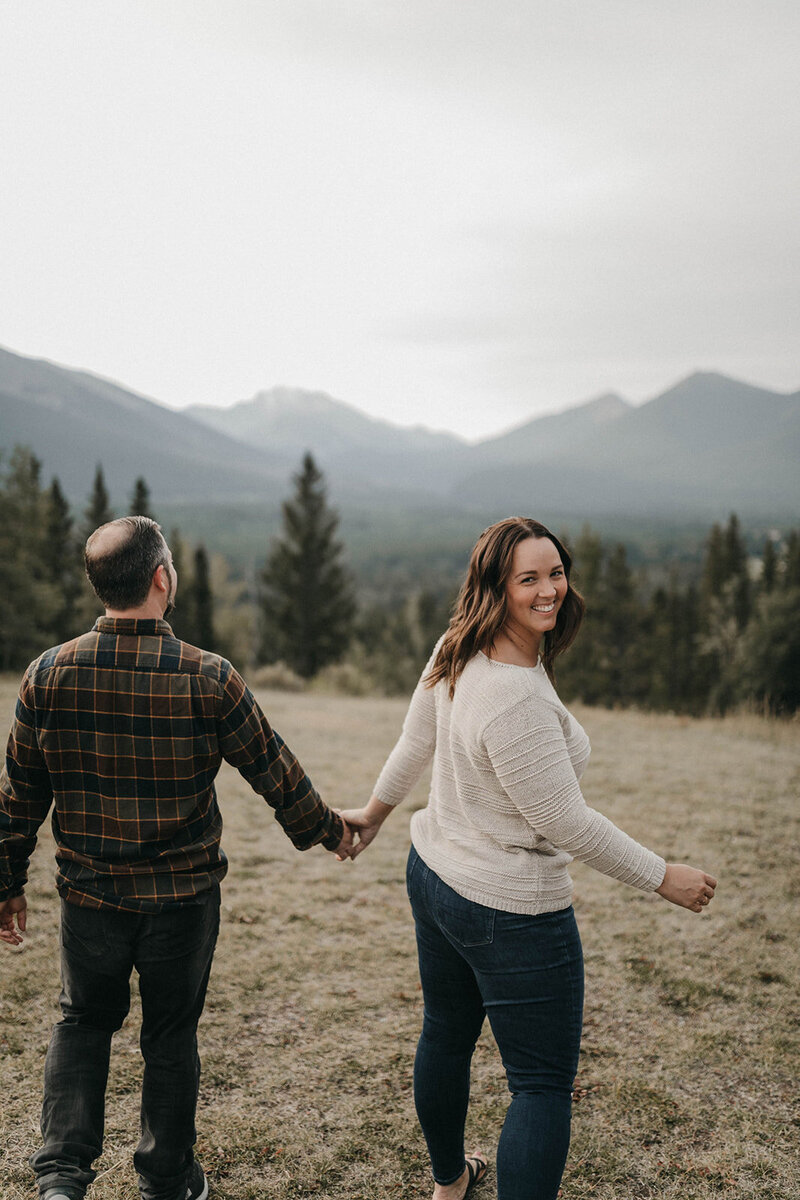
[94,617,175,637]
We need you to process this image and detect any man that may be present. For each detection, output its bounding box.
[0,516,352,1200]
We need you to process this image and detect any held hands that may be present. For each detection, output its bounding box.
[331,816,355,862]
[335,797,394,861]
[0,894,27,947]
[656,864,717,913]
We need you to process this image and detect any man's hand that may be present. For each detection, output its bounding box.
[0,894,27,947]
[338,796,395,860]
[332,816,355,862]
[656,864,717,913]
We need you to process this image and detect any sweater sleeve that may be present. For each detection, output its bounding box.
[482,700,666,892]
[372,647,439,806]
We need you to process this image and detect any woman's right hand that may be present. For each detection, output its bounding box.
[338,796,394,860]
[656,863,717,912]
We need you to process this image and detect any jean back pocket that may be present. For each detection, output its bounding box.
[434,877,495,947]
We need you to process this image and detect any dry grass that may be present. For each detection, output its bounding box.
[0,677,797,1200]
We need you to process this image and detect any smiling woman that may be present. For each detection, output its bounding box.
[426,518,586,692]
[485,531,571,670]
[504,537,568,619]
[341,515,717,1200]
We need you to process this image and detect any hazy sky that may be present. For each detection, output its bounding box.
[1,1,798,439]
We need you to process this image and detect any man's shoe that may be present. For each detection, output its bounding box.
[186,1160,209,1200]
[42,1191,81,1200]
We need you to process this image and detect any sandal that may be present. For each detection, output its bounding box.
[463,1155,488,1197]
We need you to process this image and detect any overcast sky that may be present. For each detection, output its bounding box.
[1,1,798,440]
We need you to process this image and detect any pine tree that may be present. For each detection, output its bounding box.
[740,587,800,714]
[640,578,702,713]
[722,513,750,628]
[129,476,154,519]
[557,526,604,704]
[640,586,672,711]
[697,513,750,711]
[677,583,703,711]
[192,545,215,649]
[84,464,113,536]
[260,453,354,678]
[597,542,642,706]
[166,529,193,641]
[571,525,604,597]
[783,530,800,588]
[0,448,56,668]
[760,538,778,594]
[76,464,115,624]
[701,522,726,601]
[44,477,83,643]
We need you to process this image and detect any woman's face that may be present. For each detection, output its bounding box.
[503,537,568,643]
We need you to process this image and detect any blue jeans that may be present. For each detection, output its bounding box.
[30,887,220,1200]
[406,846,584,1200]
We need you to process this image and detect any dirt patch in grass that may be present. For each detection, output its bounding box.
[1,682,798,1199]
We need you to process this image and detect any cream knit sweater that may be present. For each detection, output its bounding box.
[374,647,666,915]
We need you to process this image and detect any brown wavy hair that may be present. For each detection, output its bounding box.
[425,517,585,697]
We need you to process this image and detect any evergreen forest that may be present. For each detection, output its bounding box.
[1,445,798,716]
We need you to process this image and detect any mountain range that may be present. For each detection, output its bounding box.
[1,344,798,560]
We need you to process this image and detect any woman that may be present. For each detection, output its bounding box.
[342,517,716,1200]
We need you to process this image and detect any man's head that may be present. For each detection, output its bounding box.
[85,517,176,616]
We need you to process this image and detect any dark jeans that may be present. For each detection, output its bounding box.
[31,887,220,1200]
[406,846,584,1200]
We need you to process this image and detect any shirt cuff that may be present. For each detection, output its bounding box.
[320,810,345,851]
[0,882,26,902]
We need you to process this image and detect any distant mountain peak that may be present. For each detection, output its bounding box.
[2,341,797,527]
[647,369,796,407]
[203,384,404,434]
[478,389,631,454]
[576,392,631,421]
[250,385,347,411]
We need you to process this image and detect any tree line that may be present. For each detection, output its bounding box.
[262,457,799,715]
[0,448,219,671]
[555,518,800,715]
[1,445,798,714]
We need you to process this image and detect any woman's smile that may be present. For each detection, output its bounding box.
[504,538,568,640]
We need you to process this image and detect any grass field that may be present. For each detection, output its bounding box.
[0,677,798,1200]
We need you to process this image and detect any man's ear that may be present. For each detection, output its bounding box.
[153,563,170,595]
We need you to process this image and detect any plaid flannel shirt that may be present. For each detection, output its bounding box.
[0,617,343,912]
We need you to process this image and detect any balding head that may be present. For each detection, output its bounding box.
[85,516,170,611]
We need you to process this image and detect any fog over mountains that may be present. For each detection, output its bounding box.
[1,344,798,527]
